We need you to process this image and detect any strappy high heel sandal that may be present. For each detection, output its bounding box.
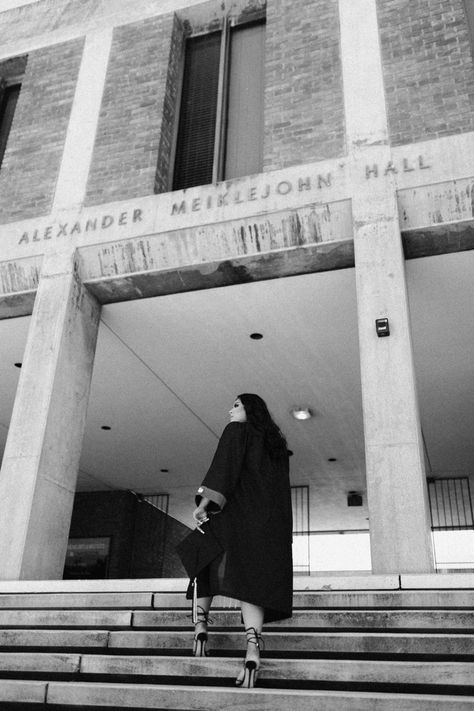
[193,606,212,657]
[235,626,264,688]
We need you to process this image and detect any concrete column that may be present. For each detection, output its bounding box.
[0,251,101,579]
[339,0,434,572]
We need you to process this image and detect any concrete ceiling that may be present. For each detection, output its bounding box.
[0,250,473,526]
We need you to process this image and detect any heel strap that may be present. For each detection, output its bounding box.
[192,605,213,626]
[245,626,264,650]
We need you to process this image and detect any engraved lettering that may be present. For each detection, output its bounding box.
[384,161,398,176]
[260,184,271,199]
[277,180,292,195]
[19,232,29,245]
[192,198,201,211]
[418,155,431,170]
[70,221,82,235]
[32,229,40,242]
[57,224,68,237]
[171,201,186,215]
[403,158,415,172]
[298,177,311,191]
[102,215,113,229]
[118,211,128,226]
[133,208,143,223]
[217,193,228,207]
[43,226,52,240]
[207,196,213,209]
[366,164,378,179]
[234,191,244,204]
[85,219,97,231]
[248,187,258,201]
[317,173,331,189]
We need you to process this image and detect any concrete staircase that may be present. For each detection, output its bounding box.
[0,575,472,709]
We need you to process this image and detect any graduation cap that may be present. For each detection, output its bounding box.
[176,521,223,623]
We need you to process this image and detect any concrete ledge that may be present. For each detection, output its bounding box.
[401,574,474,590]
[45,682,474,709]
[0,679,47,704]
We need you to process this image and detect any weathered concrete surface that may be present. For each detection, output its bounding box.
[0,629,109,648]
[403,221,474,259]
[83,240,355,304]
[0,592,153,608]
[0,651,80,673]
[401,573,474,589]
[0,609,132,628]
[0,251,101,580]
[109,630,474,655]
[398,177,474,230]
[44,682,474,710]
[132,609,474,629]
[79,654,474,686]
[0,679,46,704]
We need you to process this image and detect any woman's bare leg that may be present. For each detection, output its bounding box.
[195,595,212,634]
[236,601,264,684]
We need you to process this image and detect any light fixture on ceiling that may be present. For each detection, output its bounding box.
[250,332,263,340]
[101,425,111,431]
[290,407,313,421]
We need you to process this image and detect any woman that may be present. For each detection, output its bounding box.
[186,393,293,688]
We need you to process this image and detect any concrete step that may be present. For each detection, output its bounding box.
[1,680,472,710]
[0,652,473,688]
[132,609,474,630]
[0,608,473,630]
[0,592,154,609]
[0,589,473,609]
[1,629,473,656]
[108,630,474,656]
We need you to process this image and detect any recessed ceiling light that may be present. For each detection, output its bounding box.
[101,425,111,431]
[250,332,263,340]
[160,468,169,473]
[290,407,312,421]
[14,362,22,368]
[328,458,337,462]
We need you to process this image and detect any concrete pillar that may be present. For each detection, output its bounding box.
[339,0,434,572]
[0,251,101,579]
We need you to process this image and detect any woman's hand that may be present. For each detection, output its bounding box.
[193,504,209,524]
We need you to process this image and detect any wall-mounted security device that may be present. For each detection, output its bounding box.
[375,318,390,337]
[347,491,363,507]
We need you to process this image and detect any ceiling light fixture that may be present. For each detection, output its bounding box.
[250,332,263,340]
[290,407,313,421]
[101,425,111,431]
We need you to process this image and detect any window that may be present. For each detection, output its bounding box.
[173,20,265,190]
[0,82,21,169]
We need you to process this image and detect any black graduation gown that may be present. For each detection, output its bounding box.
[192,421,293,623]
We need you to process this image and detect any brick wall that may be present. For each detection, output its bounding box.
[68,490,189,579]
[0,39,84,225]
[85,14,183,205]
[378,0,474,145]
[263,0,345,171]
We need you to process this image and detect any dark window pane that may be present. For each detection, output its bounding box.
[0,84,20,168]
[173,33,221,190]
[225,22,265,179]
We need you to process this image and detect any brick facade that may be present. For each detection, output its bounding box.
[68,491,188,579]
[378,0,474,145]
[263,0,345,171]
[0,39,84,225]
[85,14,183,205]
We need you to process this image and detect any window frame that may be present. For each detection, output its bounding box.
[0,79,21,170]
[170,12,265,191]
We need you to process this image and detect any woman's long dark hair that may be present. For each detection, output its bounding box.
[238,393,287,458]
